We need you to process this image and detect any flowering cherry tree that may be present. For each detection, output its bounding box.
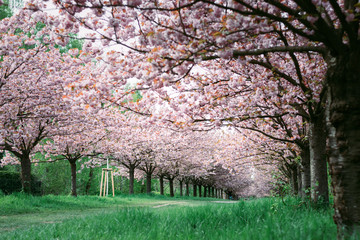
[36,117,106,196]
[20,0,360,235]
[0,9,98,193]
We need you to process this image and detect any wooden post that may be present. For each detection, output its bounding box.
[100,168,115,197]
[111,170,115,197]
[103,169,107,196]
[100,170,104,196]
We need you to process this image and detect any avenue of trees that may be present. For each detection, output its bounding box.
[0,0,359,238]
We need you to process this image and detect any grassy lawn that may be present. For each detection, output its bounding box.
[0,194,337,240]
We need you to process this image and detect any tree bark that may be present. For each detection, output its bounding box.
[326,48,360,238]
[185,182,189,196]
[20,154,32,194]
[69,160,77,197]
[297,165,302,197]
[204,185,207,197]
[169,178,174,197]
[146,173,152,194]
[290,165,299,196]
[198,185,202,197]
[179,180,183,196]
[159,175,164,195]
[85,167,94,195]
[300,146,311,198]
[129,167,135,195]
[309,112,329,203]
[193,183,197,197]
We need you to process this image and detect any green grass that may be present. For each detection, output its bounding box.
[0,194,337,240]
[0,193,163,215]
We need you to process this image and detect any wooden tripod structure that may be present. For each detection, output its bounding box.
[99,168,115,197]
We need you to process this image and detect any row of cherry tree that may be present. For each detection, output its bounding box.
[1,0,359,237]
[40,0,359,238]
[0,0,334,200]
[0,7,273,199]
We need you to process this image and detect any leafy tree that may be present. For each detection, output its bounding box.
[0,0,12,20]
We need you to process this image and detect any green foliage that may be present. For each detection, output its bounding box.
[0,169,41,195]
[0,0,12,20]
[32,161,71,195]
[0,171,22,194]
[132,89,142,102]
[55,34,83,54]
[31,159,102,196]
[30,156,152,196]
[270,171,291,197]
[0,196,337,239]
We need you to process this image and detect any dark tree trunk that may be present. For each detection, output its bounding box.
[179,180,183,196]
[309,112,329,203]
[290,165,299,196]
[20,154,32,194]
[69,160,77,197]
[300,146,311,198]
[85,167,94,195]
[129,167,135,195]
[193,183,197,197]
[185,182,189,196]
[212,187,215,198]
[159,175,164,195]
[119,176,123,192]
[146,173,152,194]
[204,186,207,197]
[169,178,174,197]
[326,48,360,238]
[297,166,302,197]
[198,185,202,197]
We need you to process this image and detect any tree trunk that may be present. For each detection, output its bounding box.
[204,185,207,197]
[20,154,32,194]
[179,180,183,196]
[297,165,302,197]
[119,176,123,192]
[146,172,152,194]
[169,178,174,197]
[159,176,164,195]
[309,112,329,203]
[129,167,135,195]
[290,165,299,196]
[193,183,197,197]
[185,182,189,196]
[85,167,94,195]
[198,185,202,197]
[326,49,360,238]
[300,146,311,198]
[69,160,77,197]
